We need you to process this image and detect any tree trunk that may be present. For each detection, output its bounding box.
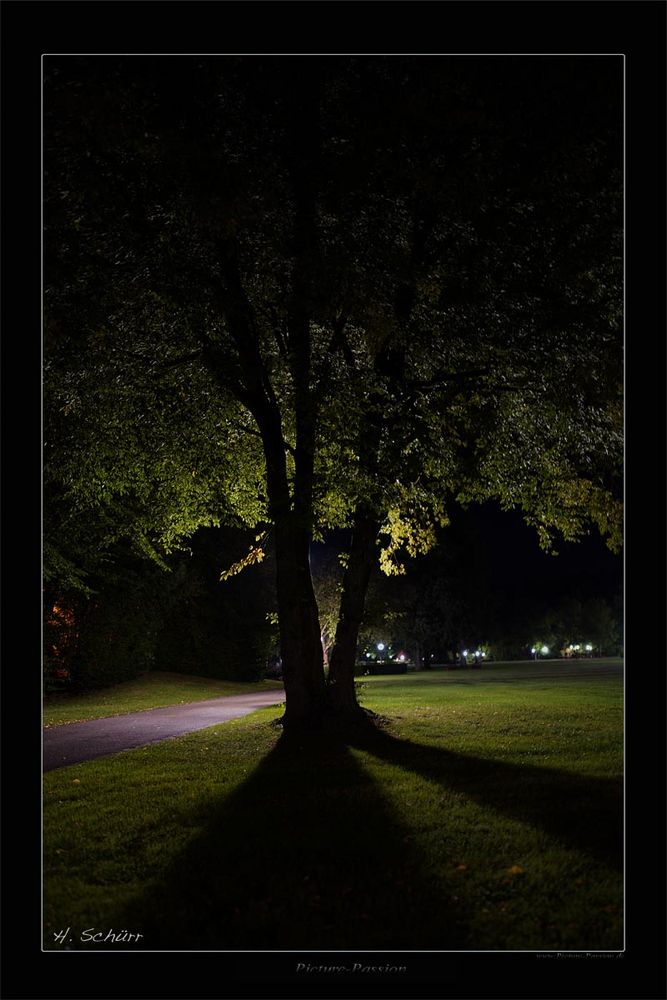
[208,236,327,728]
[327,514,380,714]
[274,515,327,727]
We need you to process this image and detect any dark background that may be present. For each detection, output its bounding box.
[2,2,665,999]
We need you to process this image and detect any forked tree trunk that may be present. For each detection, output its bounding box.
[210,233,327,728]
[327,514,380,714]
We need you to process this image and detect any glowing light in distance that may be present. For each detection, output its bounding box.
[585,644,593,651]
[377,643,385,651]
[462,650,468,657]
[541,645,549,655]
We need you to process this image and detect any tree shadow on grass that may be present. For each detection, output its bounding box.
[109,721,621,951]
[347,725,623,872]
[114,727,470,951]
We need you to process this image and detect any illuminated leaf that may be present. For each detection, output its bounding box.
[220,546,266,582]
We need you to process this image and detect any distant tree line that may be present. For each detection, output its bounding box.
[44,527,276,692]
[45,515,620,693]
[352,554,621,666]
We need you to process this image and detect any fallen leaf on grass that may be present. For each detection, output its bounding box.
[72,779,81,785]
[456,864,468,871]
[507,865,524,876]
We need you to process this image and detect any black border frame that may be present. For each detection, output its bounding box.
[2,3,665,998]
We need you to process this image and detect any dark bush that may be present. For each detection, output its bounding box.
[43,590,81,692]
[43,528,278,691]
[155,580,273,682]
[73,576,162,689]
[360,662,408,676]
[153,527,276,682]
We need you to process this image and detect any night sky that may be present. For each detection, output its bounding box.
[313,502,622,605]
[447,501,622,606]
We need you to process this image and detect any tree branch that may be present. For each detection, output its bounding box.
[267,304,290,361]
[227,420,296,458]
[314,309,355,398]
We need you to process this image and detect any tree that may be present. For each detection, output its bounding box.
[550,595,622,656]
[44,56,622,727]
[310,544,346,668]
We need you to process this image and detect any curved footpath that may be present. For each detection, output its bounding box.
[44,662,620,773]
[43,689,284,772]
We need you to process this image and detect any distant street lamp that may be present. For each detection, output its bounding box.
[531,646,537,661]
[540,645,549,656]
[377,643,385,651]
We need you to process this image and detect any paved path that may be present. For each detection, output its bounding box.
[43,689,284,772]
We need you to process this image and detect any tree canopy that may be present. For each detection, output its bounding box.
[44,55,623,724]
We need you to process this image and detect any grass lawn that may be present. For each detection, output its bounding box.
[43,671,284,727]
[43,660,623,951]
